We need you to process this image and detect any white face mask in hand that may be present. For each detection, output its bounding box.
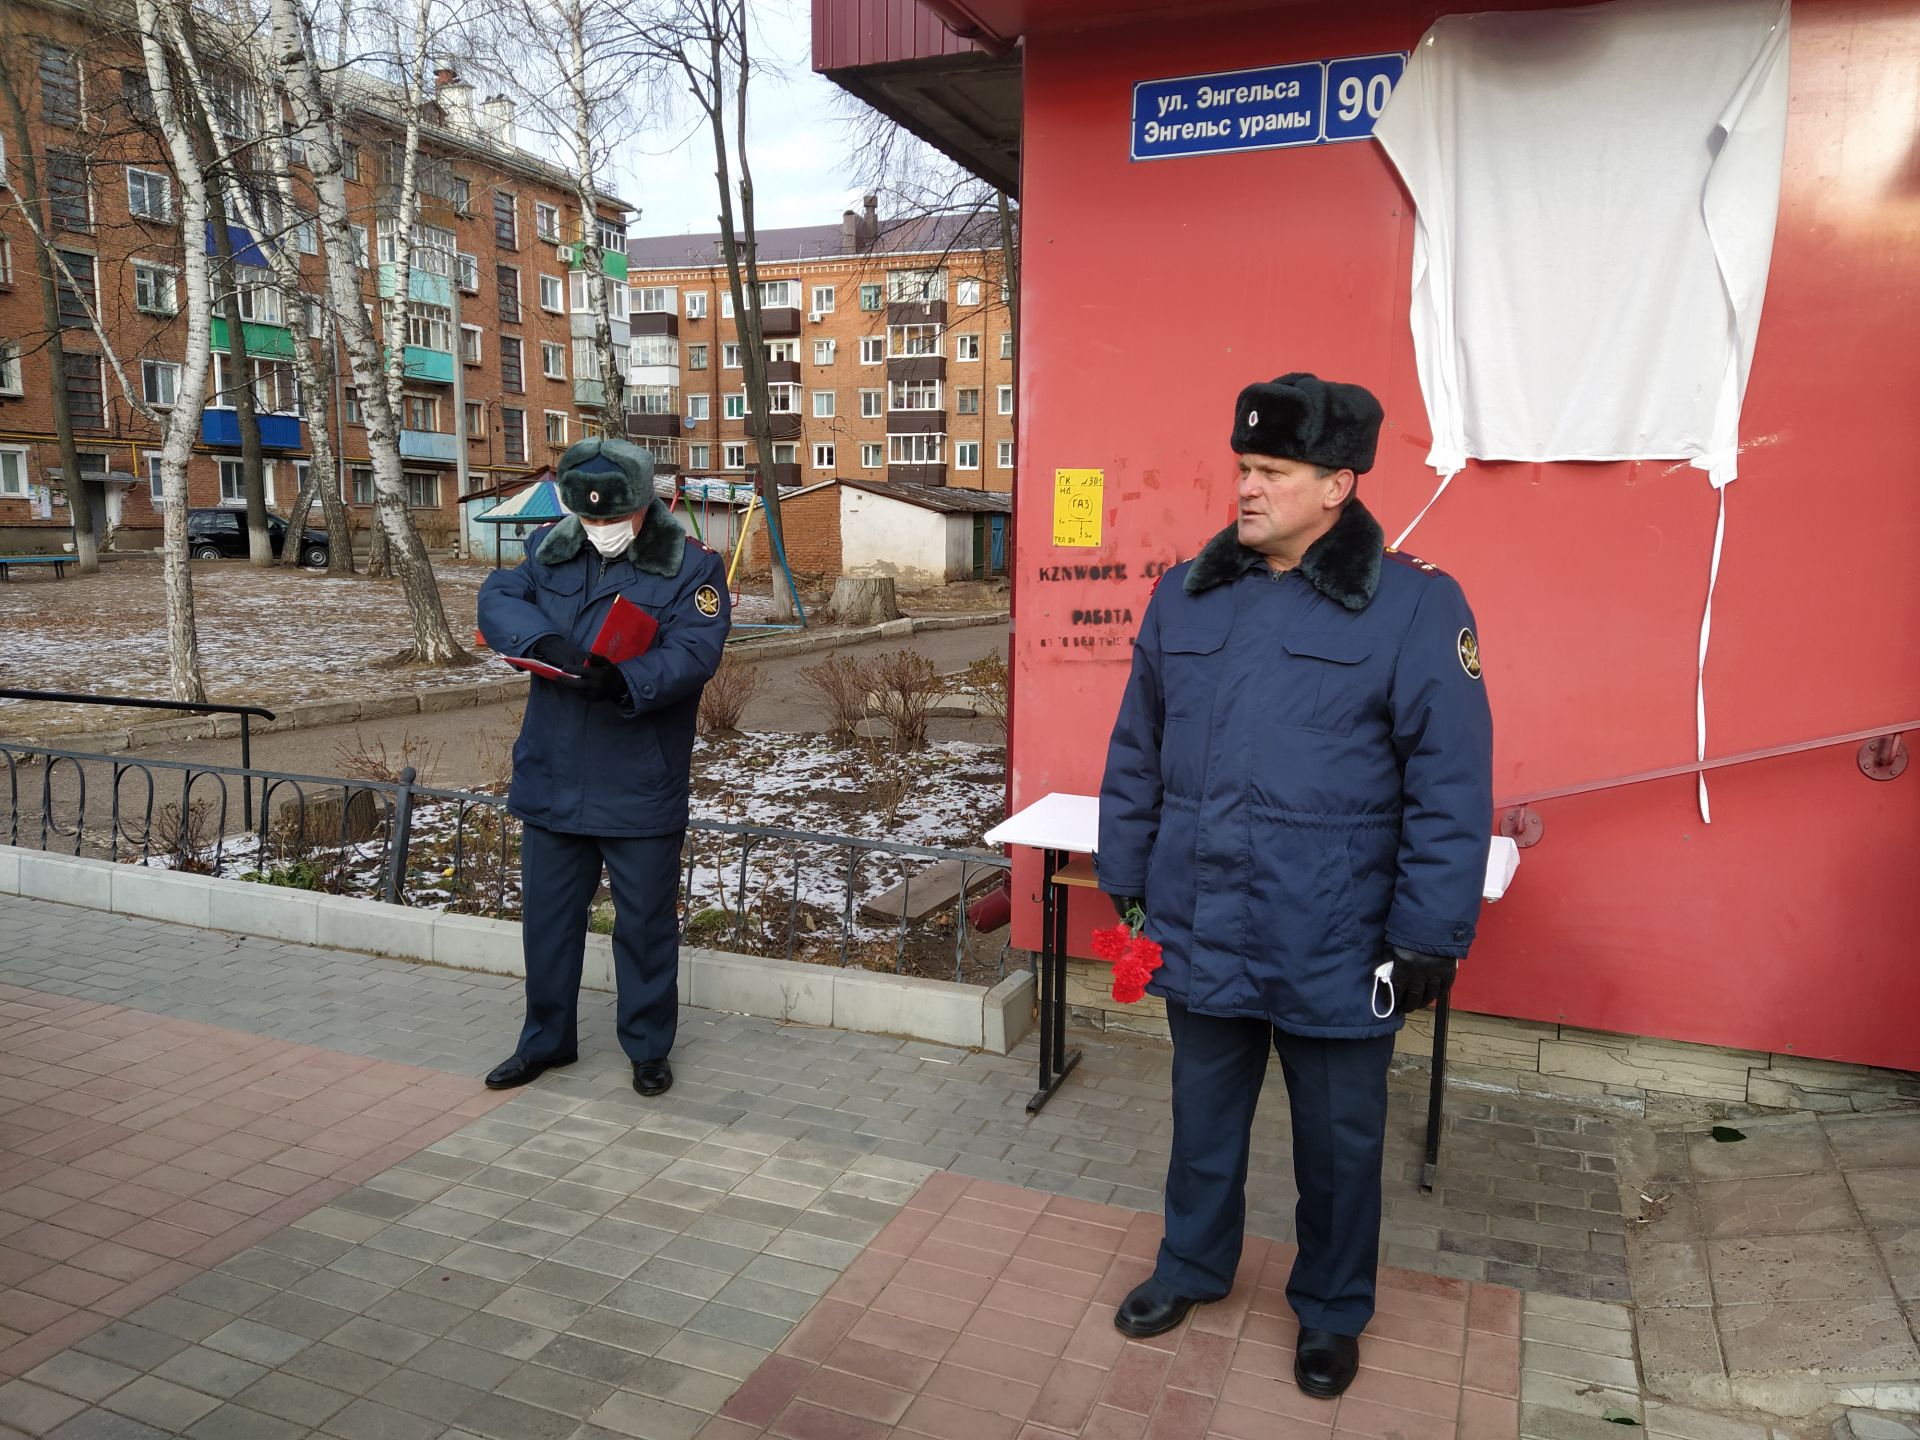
[582,515,636,559]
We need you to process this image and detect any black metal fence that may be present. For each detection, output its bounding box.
[0,741,1012,986]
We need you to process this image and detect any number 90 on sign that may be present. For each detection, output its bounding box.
[1322,53,1405,143]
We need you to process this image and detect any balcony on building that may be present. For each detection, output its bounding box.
[630,310,678,339]
[887,354,946,384]
[378,263,453,309]
[888,463,947,486]
[758,307,802,338]
[210,317,297,359]
[570,311,631,347]
[574,378,605,407]
[763,359,801,385]
[624,413,680,439]
[886,409,945,435]
[765,412,803,441]
[399,429,459,463]
[401,346,455,384]
[763,462,802,488]
[888,298,947,326]
[200,409,303,450]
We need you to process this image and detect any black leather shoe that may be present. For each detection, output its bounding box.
[1294,1328,1361,1398]
[483,1053,575,1090]
[632,1059,673,1097]
[1113,1277,1208,1338]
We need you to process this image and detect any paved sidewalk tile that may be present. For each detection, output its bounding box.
[706,1172,1522,1439]
[0,983,505,1380]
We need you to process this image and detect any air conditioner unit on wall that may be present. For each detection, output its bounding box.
[807,311,824,324]
[556,244,575,263]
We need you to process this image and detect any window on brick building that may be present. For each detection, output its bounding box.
[859,388,882,418]
[55,249,95,327]
[127,168,171,222]
[859,283,882,311]
[134,261,177,315]
[723,442,746,470]
[956,441,980,470]
[140,359,179,408]
[687,395,708,422]
[0,237,12,286]
[539,273,564,312]
[811,284,835,313]
[723,394,745,420]
[460,324,481,365]
[687,443,710,469]
[47,151,90,231]
[500,336,524,392]
[493,191,518,247]
[501,407,526,464]
[686,292,707,319]
[342,388,363,425]
[534,202,559,242]
[145,455,164,499]
[40,46,81,127]
[496,264,521,323]
[541,341,565,380]
[457,252,478,292]
[998,384,1014,415]
[0,446,27,497]
[860,442,882,469]
[466,401,483,437]
[956,388,979,415]
[957,277,982,305]
[998,440,1014,468]
[121,68,152,120]
[349,466,374,505]
[955,333,980,361]
[1000,332,1014,359]
[813,339,835,366]
[688,344,707,370]
[859,337,883,365]
[813,443,834,470]
[545,411,568,445]
[0,343,22,396]
[722,343,740,369]
[404,394,438,430]
[812,390,834,418]
[406,471,439,507]
[64,353,104,428]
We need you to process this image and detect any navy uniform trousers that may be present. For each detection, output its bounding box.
[515,822,683,1065]
[1154,1000,1398,1337]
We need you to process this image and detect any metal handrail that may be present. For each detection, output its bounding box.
[1497,718,1914,844]
[0,688,278,827]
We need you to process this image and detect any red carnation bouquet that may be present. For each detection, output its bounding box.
[1091,902,1164,1004]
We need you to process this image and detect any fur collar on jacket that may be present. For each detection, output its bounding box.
[1183,499,1383,612]
[535,498,686,576]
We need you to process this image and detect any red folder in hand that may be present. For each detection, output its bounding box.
[501,595,658,679]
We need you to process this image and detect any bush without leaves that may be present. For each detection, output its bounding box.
[698,654,759,734]
[799,653,872,740]
[869,649,941,753]
[152,799,216,873]
[964,651,1010,738]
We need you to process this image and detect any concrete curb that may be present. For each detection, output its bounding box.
[0,843,1034,1055]
[24,676,533,754]
[726,609,1008,660]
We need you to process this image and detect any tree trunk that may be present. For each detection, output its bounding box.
[270,0,466,661]
[207,193,273,565]
[0,47,99,573]
[568,15,625,434]
[134,0,214,702]
[830,576,900,626]
[707,7,796,624]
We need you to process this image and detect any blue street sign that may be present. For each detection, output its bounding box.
[1130,52,1408,162]
[1322,53,1407,143]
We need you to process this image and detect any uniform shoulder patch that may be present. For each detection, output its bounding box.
[1384,547,1448,577]
[1457,628,1482,680]
[694,584,721,617]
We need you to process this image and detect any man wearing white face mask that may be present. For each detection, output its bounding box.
[478,437,730,1098]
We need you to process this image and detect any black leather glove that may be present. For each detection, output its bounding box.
[1111,894,1145,925]
[578,655,627,702]
[528,635,593,677]
[1389,944,1457,1013]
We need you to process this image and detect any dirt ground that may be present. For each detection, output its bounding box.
[0,555,1006,740]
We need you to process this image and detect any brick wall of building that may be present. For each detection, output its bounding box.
[748,481,842,579]
[0,0,628,553]
[633,246,1017,497]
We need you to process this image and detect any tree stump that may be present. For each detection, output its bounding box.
[830,575,902,626]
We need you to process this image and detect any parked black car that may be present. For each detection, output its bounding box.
[186,508,329,567]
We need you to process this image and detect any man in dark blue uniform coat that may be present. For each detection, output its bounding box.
[1096,373,1493,1398]
[477,437,730,1098]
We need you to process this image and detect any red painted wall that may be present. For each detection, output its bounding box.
[1010,0,1920,1071]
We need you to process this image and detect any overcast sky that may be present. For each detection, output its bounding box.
[603,1,874,241]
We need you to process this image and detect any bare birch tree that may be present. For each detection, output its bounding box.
[635,0,797,621]
[267,0,469,663]
[473,0,640,435]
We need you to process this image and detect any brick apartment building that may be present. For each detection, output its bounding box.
[626,200,1017,497]
[0,0,632,553]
